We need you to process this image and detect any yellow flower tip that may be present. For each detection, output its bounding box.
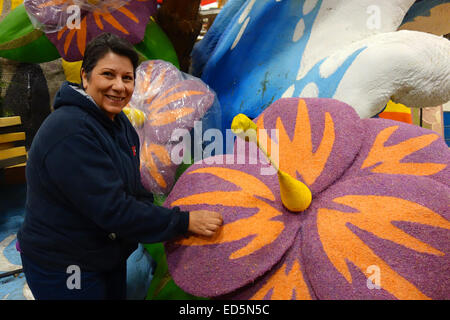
[231,113,258,142]
[231,113,258,132]
[277,170,312,213]
[61,59,82,84]
[123,107,146,128]
[123,106,131,115]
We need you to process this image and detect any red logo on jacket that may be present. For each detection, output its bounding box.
[131,146,136,156]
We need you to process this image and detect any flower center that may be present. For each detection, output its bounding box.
[231,114,312,212]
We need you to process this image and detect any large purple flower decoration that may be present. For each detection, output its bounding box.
[164,98,449,299]
[24,0,157,61]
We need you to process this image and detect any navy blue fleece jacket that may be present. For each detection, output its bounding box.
[17,81,189,272]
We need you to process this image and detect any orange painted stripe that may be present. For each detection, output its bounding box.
[100,13,130,35]
[64,29,76,55]
[141,143,170,188]
[57,26,68,40]
[378,112,412,124]
[172,167,283,260]
[145,68,167,106]
[138,62,154,95]
[38,0,67,8]
[157,82,185,101]
[149,91,205,114]
[361,126,446,176]
[257,99,335,186]
[150,108,195,126]
[317,195,450,299]
[251,261,312,300]
[76,17,87,56]
[117,7,139,23]
[93,12,104,30]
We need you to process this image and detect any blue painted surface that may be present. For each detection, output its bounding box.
[401,0,450,24]
[191,0,248,77]
[193,0,450,137]
[199,0,327,133]
[444,111,450,147]
[291,47,366,99]
[194,0,366,135]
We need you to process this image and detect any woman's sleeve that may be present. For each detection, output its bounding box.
[42,132,189,244]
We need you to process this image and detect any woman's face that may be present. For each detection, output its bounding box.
[81,51,135,120]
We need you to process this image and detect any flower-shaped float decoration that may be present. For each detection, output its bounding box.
[23,0,155,61]
[125,59,219,195]
[164,98,449,299]
[0,0,178,67]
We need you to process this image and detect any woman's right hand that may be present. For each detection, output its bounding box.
[188,210,223,236]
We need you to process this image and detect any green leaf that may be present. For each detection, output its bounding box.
[142,157,198,299]
[144,190,206,300]
[144,243,207,300]
[175,161,193,181]
[134,19,180,69]
[0,4,59,63]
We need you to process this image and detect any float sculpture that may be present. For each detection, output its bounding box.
[191,0,450,133]
[164,97,450,299]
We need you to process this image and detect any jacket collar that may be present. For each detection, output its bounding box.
[54,81,125,132]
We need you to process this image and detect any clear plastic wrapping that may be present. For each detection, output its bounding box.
[126,60,222,195]
[24,0,130,33]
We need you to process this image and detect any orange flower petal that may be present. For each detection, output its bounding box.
[171,167,285,260]
[361,126,446,176]
[251,261,312,300]
[317,194,450,299]
[76,17,87,56]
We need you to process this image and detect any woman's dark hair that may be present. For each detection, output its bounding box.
[80,32,139,85]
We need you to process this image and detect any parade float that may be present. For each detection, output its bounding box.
[1,0,449,300]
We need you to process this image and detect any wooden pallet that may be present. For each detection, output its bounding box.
[0,116,27,184]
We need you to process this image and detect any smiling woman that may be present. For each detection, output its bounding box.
[16,33,223,300]
[80,33,138,120]
[83,55,134,119]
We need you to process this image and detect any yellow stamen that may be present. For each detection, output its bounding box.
[123,106,146,128]
[231,113,312,212]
